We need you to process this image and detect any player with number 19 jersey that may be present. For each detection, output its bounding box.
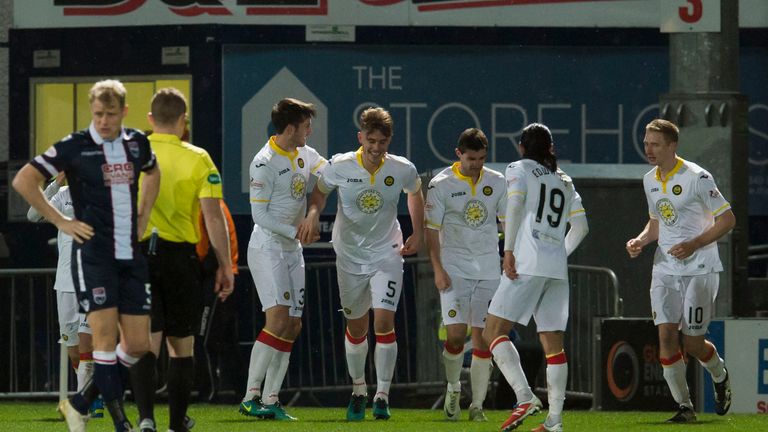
[505,159,585,280]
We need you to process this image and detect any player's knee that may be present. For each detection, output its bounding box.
[445,337,464,352]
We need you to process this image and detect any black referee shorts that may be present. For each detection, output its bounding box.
[143,239,203,337]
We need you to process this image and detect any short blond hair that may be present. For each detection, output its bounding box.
[646,119,679,143]
[89,79,127,109]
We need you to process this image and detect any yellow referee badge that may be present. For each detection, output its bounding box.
[483,185,493,196]
[384,176,395,186]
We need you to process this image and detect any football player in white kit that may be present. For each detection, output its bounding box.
[425,128,506,422]
[299,107,424,421]
[240,98,327,421]
[626,119,734,422]
[27,172,103,417]
[483,123,588,432]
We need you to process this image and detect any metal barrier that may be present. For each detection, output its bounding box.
[0,268,61,397]
[0,260,621,403]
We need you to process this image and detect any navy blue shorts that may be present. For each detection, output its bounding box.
[71,245,151,315]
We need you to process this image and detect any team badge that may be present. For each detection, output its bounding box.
[79,298,90,312]
[656,198,678,226]
[710,189,721,198]
[208,173,222,184]
[62,334,69,341]
[290,173,307,200]
[384,176,395,186]
[482,186,493,196]
[93,287,107,305]
[672,185,682,195]
[448,309,457,318]
[463,199,488,228]
[283,292,291,300]
[344,307,352,315]
[126,141,140,158]
[297,158,305,169]
[356,189,384,214]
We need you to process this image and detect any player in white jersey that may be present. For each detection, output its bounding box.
[27,173,103,417]
[425,128,506,422]
[626,119,734,422]
[299,107,424,421]
[483,123,588,432]
[240,98,327,421]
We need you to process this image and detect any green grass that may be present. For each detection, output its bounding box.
[0,401,763,431]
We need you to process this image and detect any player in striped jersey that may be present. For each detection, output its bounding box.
[14,79,160,432]
[240,98,327,421]
[300,107,424,421]
[425,128,506,422]
[626,119,734,422]
[483,123,588,432]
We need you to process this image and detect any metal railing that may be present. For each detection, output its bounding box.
[0,260,622,402]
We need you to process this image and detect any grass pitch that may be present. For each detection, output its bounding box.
[0,401,763,431]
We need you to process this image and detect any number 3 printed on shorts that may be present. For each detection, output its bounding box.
[386,280,396,298]
[679,0,703,24]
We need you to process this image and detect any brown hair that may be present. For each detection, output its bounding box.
[89,79,127,109]
[646,119,679,144]
[457,128,488,153]
[271,98,316,134]
[360,107,393,138]
[150,87,187,126]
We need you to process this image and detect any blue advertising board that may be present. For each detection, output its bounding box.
[222,45,767,215]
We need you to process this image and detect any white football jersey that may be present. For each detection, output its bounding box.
[249,137,327,251]
[318,148,421,267]
[426,163,506,280]
[505,159,585,280]
[28,182,75,292]
[644,158,730,275]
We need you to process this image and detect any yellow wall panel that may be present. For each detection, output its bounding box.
[35,83,74,156]
[124,82,155,134]
[75,82,96,131]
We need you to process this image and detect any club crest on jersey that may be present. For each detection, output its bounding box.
[283,292,291,300]
[62,334,69,341]
[297,158,305,169]
[672,185,682,195]
[384,176,395,186]
[482,186,493,196]
[290,173,306,200]
[656,198,678,226]
[463,199,488,228]
[93,287,107,305]
[448,309,457,318]
[356,189,384,214]
[126,141,140,158]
